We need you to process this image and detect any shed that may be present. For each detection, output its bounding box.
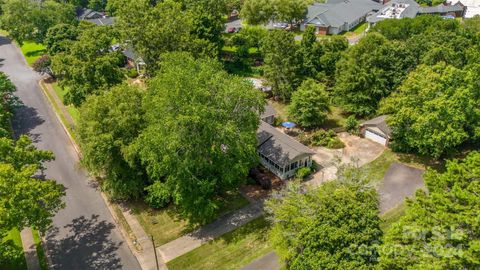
[360,115,391,146]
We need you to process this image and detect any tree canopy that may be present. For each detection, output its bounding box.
[262,30,301,101]
[241,0,308,25]
[51,26,124,106]
[266,167,382,270]
[0,72,16,137]
[0,0,75,44]
[380,63,480,158]
[287,79,330,128]
[379,152,480,269]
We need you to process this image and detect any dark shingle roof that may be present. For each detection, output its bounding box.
[419,3,465,13]
[361,115,392,137]
[257,121,314,167]
[85,17,115,26]
[261,105,276,119]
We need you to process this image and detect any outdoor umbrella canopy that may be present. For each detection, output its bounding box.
[282,122,296,128]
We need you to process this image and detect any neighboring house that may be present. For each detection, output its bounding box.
[123,48,146,75]
[261,104,276,125]
[76,7,116,26]
[448,0,480,18]
[301,0,382,35]
[257,121,315,180]
[360,115,391,146]
[367,0,465,26]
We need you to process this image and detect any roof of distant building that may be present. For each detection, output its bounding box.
[367,0,420,23]
[305,0,382,28]
[261,104,277,120]
[257,121,315,167]
[85,17,115,26]
[361,115,392,137]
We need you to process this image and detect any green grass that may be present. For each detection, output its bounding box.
[342,22,367,37]
[1,229,27,270]
[167,217,272,270]
[52,82,80,124]
[322,106,349,129]
[361,149,397,184]
[19,41,46,65]
[32,230,48,270]
[222,46,260,55]
[132,191,249,247]
[380,202,406,232]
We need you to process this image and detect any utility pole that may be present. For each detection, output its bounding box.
[151,235,159,270]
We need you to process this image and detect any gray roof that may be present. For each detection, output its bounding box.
[261,104,276,119]
[76,8,104,20]
[305,0,382,28]
[419,3,465,14]
[361,115,392,137]
[367,0,420,23]
[85,17,115,26]
[257,121,315,167]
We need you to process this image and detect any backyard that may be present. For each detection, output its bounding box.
[131,190,250,246]
[167,217,272,270]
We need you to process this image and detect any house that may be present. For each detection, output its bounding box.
[301,0,382,35]
[123,48,146,75]
[247,78,272,93]
[367,0,465,26]
[447,0,479,18]
[261,104,276,125]
[360,115,391,146]
[76,7,115,26]
[257,121,315,180]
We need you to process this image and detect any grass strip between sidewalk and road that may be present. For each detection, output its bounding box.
[167,217,272,270]
[32,230,49,270]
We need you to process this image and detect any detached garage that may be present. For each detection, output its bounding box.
[360,115,391,146]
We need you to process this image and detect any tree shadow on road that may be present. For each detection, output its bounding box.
[0,36,12,46]
[12,104,44,142]
[46,214,123,270]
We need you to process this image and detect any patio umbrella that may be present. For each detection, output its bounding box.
[282,122,296,129]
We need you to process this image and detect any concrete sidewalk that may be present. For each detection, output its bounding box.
[20,228,41,270]
[157,202,263,263]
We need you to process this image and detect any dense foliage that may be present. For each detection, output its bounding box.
[51,26,124,106]
[78,53,264,222]
[266,168,382,269]
[287,79,329,128]
[379,152,480,269]
[0,0,75,44]
[241,0,308,25]
[0,72,16,137]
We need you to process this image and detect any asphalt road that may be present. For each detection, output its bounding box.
[0,36,141,270]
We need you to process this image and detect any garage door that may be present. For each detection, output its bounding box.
[365,130,387,146]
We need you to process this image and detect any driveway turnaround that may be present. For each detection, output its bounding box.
[378,162,425,214]
[0,36,141,269]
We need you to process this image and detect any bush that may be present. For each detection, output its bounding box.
[32,55,51,74]
[126,68,139,78]
[144,182,171,209]
[310,129,345,149]
[295,167,312,180]
[345,115,359,134]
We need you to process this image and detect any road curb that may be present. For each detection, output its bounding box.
[37,79,148,270]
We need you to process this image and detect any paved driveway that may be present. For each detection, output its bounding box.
[378,163,424,214]
[0,36,140,269]
[308,133,385,186]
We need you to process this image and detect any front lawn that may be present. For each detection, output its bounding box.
[19,41,46,65]
[361,149,398,184]
[132,190,249,247]
[52,83,80,124]
[0,229,27,270]
[167,217,272,270]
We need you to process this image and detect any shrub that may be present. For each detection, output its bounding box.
[311,129,345,149]
[32,55,51,74]
[295,167,312,180]
[144,182,171,209]
[345,115,359,134]
[126,68,139,78]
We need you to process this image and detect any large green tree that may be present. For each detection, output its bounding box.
[0,0,75,44]
[0,72,16,137]
[380,63,480,158]
[287,79,329,128]
[51,26,124,106]
[115,0,193,72]
[380,152,480,269]
[241,0,308,25]
[266,168,382,269]
[44,23,79,55]
[78,84,146,200]
[132,52,264,222]
[262,30,301,101]
[334,33,415,116]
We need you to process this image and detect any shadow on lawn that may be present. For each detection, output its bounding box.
[25,49,46,57]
